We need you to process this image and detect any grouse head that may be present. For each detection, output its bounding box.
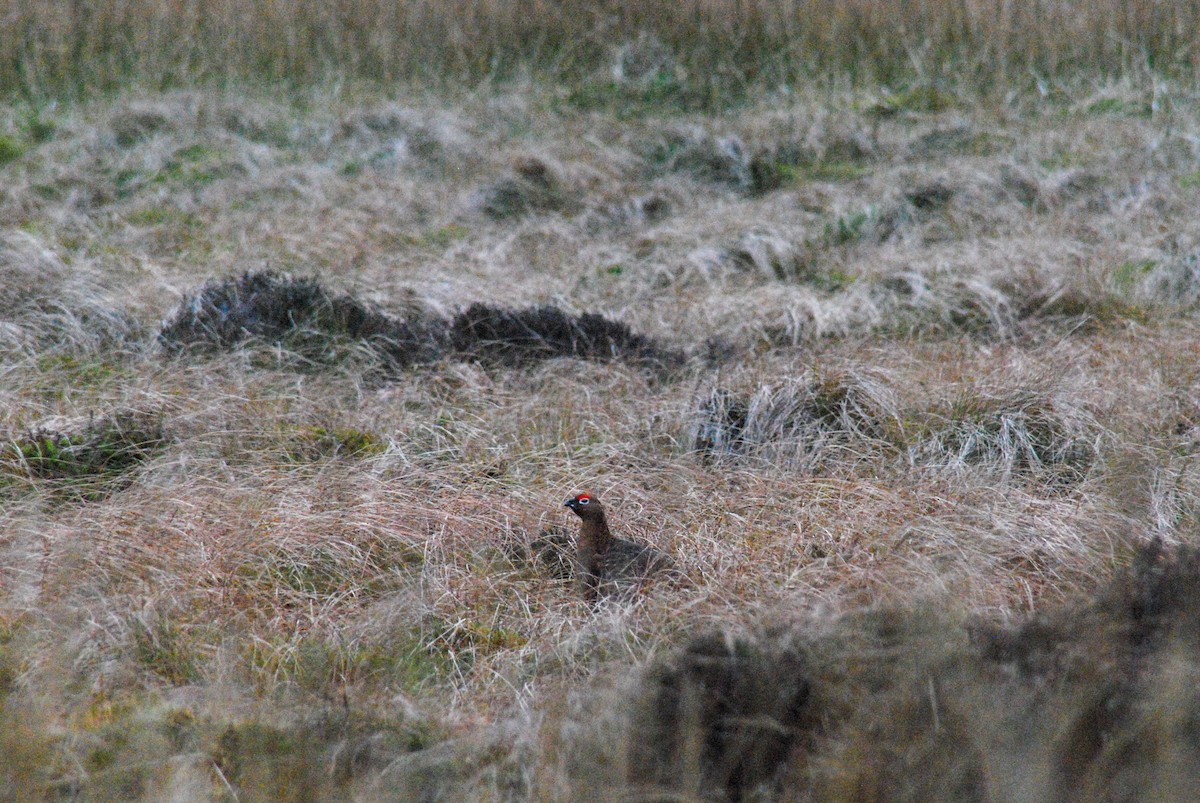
[564,491,605,522]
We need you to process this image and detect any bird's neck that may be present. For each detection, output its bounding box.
[579,515,614,554]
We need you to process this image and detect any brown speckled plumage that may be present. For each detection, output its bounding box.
[564,492,674,601]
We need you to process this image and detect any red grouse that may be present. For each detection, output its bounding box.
[563,492,674,601]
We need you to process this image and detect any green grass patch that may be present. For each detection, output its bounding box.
[114,167,146,198]
[1085,97,1151,117]
[19,107,57,143]
[956,131,1015,157]
[1,408,166,501]
[107,143,232,198]
[3,421,162,480]
[744,140,875,192]
[822,208,875,247]
[1111,259,1157,292]
[126,206,202,228]
[29,182,63,200]
[563,74,726,118]
[34,353,132,387]
[213,710,442,797]
[809,267,855,292]
[802,161,871,182]
[389,223,470,251]
[420,222,469,248]
[154,143,227,188]
[1026,277,1153,327]
[213,721,318,798]
[286,425,387,461]
[1038,150,1090,170]
[130,618,203,685]
[871,85,959,115]
[0,134,24,166]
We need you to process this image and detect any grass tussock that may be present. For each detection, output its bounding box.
[691,367,901,471]
[477,157,577,221]
[0,232,138,354]
[908,382,1104,486]
[2,408,167,500]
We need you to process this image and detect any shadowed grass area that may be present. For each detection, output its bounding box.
[602,541,1200,801]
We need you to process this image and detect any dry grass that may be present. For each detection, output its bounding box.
[3,53,1200,799]
[4,0,1200,101]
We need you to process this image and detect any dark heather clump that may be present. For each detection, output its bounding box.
[974,539,1200,679]
[160,273,684,374]
[627,631,810,801]
[905,181,956,211]
[958,540,1200,802]
[450,303,681,368]
[660,133,754,192]
[158,271,446,369]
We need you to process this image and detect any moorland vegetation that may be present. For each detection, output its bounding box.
[4,1,1200,799]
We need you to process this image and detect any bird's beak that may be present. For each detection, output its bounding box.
[563,499,574,508]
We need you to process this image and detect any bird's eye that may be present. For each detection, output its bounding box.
[578,497,589,505]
